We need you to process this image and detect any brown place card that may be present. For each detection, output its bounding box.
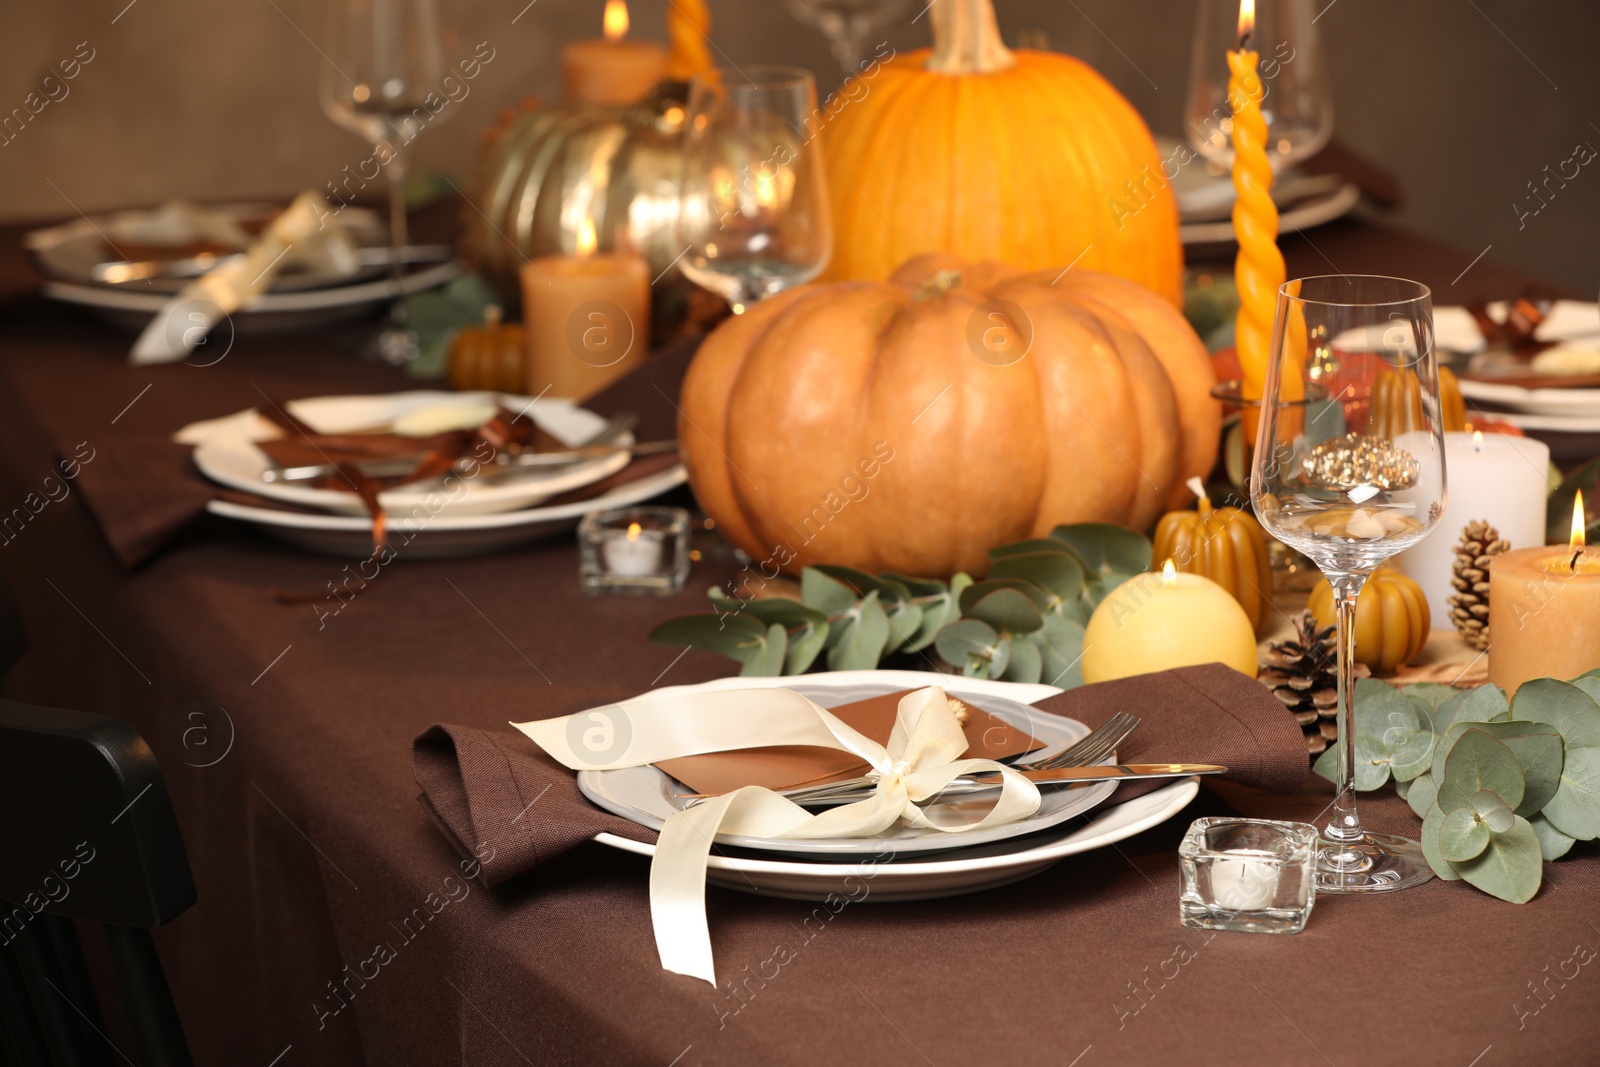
[654,689,1042,797]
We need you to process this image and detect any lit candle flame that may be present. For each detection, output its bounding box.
[1236,0,1255,47]
[626,521,643,541]
[1162,558,1177,586]
[1572,490,1586,550]
[603,0,629,42]
[576,216,597,257]
[1473,429,1484,451]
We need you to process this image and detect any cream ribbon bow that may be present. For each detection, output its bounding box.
[516,686,1040,985]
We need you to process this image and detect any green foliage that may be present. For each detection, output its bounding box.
[1316,674,1600,903]
[648,524,1148,687]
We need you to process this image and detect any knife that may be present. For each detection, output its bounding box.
[260,439,680,484]
[675,763,1227,804]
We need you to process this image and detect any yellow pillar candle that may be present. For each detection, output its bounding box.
[561,0,668,108]
[1487,492,1600,695]
[665,0,713,81]
[1081,560,1259,684]
[521,218,651,400]
[1228,0,1285,400]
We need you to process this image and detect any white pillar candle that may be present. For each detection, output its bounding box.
[1394,431,1550,625]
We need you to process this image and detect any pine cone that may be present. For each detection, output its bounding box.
[1447,520,1509,651]
[1259,611,1370,757]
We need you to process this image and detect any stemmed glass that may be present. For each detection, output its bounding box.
[782,0,909,75]
[320,0,454,364]
[1250,275,1447,893]
[1184,0,1333,170]
[678,66,833,315]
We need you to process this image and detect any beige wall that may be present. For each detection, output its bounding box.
[3,0,1595,291]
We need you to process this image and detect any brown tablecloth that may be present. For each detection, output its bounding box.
[1,217,1597,1067]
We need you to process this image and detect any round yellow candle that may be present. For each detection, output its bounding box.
[1228,0,1285,400]
[561,0,668,107]
[1488,493,1600,695]
[665,0,713,81]
[1081,561,1259,684]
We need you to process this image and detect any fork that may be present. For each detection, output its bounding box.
[766,711,1141,806]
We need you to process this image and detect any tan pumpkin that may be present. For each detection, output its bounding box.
[1307,568,1431,675]
[447,307,527,393]
[818,0,1183,306]
[1369,366,1467,436]
[677,256,1219,577]
[1153,478,1274,633]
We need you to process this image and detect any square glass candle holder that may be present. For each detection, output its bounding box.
[1178,818,1318,935]
[578,506,691,595]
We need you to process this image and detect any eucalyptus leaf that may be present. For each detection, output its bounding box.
[1354,734,1392,791]
[1576,676,1600,707]
[1404,683,1459,711]
[1512,678,1600,749]
[1420,803,1462,880]
[964,588,1045,635]
[827,591,891,671]
[959,578,1049,614]
[1394,776,1412,800]
[1311,742,1340,786]
[1406,773,1438,819]
[812,566,921,654]
[740,623,788,677]
[984,636,1013,680]
[1003,633,1043,685]
[1531,814,1577,861]
[801,567,860,619]
[987,552,1087,607]
[708,591,828,630]
[934,619,1002,678]
[1049,523,1153,577]
[1438,806,1491,862]
[1036,615,1087,689]
[1084,571,1140,611]
[1431,719,1552,787]
[899,588,958,653]
[1388,729,1439,782]
[988,539,1081,561]
[1542,745,1600,841]
[1435,684,1510,735]
[785,621,829,675]
[1438,729,1526,814]
[1472,789,1517,834]
[1450,815,1542,903]
[648,613,767,660]
[1353,677,1420,743]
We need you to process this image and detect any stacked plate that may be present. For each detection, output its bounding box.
[28,201,459,333]
[583,671,1199,902]
[191,390,687,559]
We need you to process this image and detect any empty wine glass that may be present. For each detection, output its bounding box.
[783,0,909,75]
[678,67,833,315]
[320,0,454,364]
[1184,0,1333,170]
[1251,275,1447,894]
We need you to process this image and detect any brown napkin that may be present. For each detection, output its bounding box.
[413,663,1308,889]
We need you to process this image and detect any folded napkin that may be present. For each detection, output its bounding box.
[413,662,1308,890]
[64,339,701,566]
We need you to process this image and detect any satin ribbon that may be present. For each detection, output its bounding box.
[515,686,1040,985]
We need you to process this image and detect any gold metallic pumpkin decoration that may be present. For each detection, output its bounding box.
[1307,567,1431,675]
[1153,478,1274,633]
[461,86,693,331]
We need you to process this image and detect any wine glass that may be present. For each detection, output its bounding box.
[1250,275,1447,894]
[782,0,909,75]
[320,0,454,364]
[678,66,833,315]
[1184,0,1333,171]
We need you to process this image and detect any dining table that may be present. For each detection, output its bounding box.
[2,206,1597,1067]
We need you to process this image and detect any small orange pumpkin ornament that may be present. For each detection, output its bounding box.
[1369,366,1466,436]
[447,306,528,393]
[1153,477,1274,633]
[1307,568,1431,675]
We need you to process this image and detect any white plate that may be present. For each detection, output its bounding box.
[1179,181,1360,244]
[192,391,631,518]
[40,260,460,334]
[577,672,1117,859]
[206,462,687,559]
[1459,378,1600,418]
[595,779,1199,902]
[1491,410,1600,433]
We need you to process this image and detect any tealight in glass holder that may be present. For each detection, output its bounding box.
[578,506,691,595]
[1179,817,1318,935]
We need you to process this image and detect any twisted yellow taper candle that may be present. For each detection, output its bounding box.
[666,0,713,81]
[1228,46,1284,400]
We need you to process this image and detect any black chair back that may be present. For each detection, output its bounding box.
[0,700,196,1067]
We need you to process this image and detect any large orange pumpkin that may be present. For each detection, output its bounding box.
[818,0,1183,306]
[678,256,1218,577]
